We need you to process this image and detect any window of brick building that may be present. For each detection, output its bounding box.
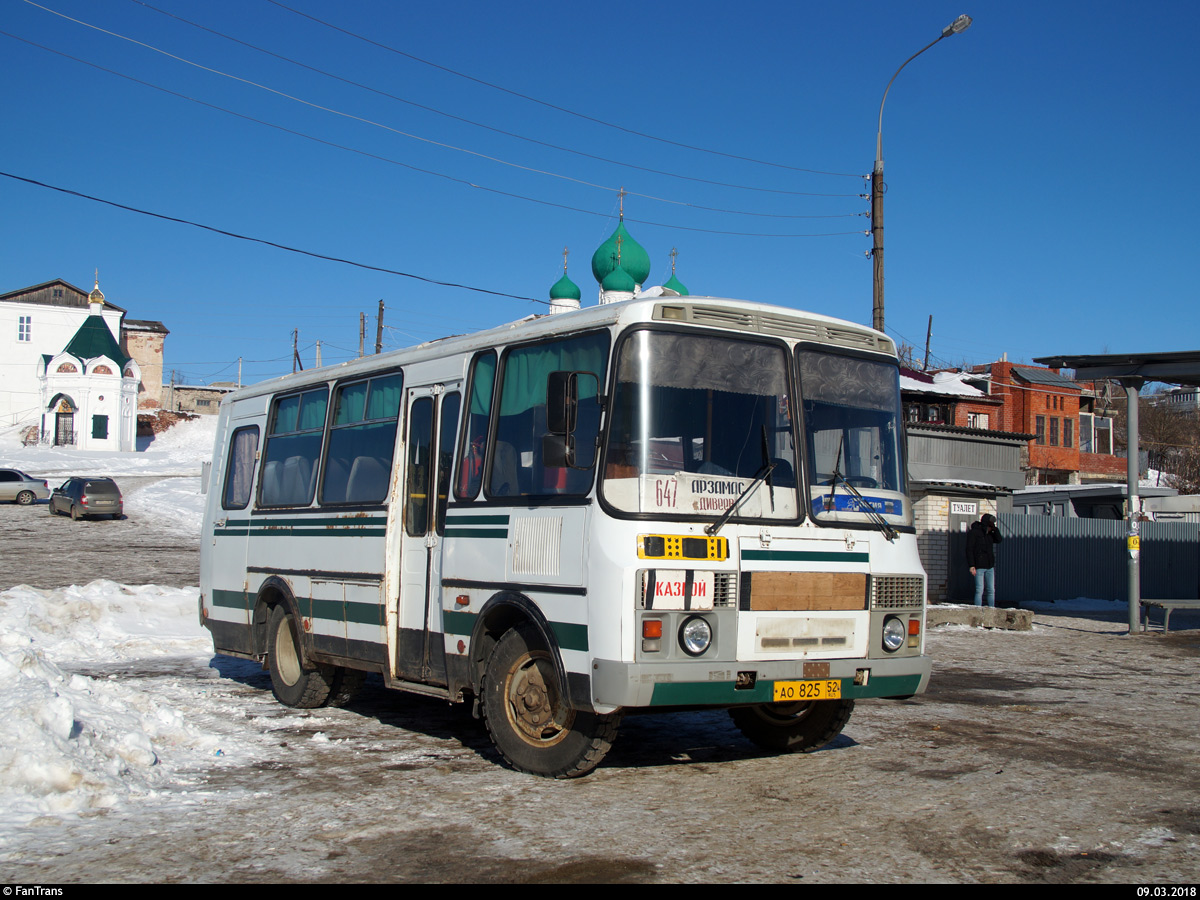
[1065,418,1073,448]
[1050,417,1059,446]
[1036,415,1046,444]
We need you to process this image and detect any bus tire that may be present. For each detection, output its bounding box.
[326,667,366,708]
[267,604,334,708]
[729,698,854,753]
[481,624,619,778]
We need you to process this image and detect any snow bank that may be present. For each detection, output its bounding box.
[124,476,207,536]
[0,582,233,828]
[0,414,218,477]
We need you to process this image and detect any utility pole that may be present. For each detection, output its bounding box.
[315,340,322,368]
[359,312,366,358]
[292,329,303,373]
[923,315,933,371]
[871,15,973,333]
[375,299,384,354]
[237,357,242,388]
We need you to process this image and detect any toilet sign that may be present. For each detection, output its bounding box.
[950,501,978,515]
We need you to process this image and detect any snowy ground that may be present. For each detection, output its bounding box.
[1,417,1198,882]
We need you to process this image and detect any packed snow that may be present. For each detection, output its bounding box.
[0,415,221,835]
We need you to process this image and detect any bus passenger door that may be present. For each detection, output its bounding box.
[396,384,461,685]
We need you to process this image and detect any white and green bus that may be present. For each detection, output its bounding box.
[199,296,930,777]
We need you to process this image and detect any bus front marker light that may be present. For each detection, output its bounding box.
[679,616,713,657]
[908,617,921,649]
[642,619,663,653]
[882,616,905,652]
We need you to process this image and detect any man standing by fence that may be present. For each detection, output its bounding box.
[967,513,1003,607]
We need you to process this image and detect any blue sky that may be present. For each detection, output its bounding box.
[2,0,1197,385]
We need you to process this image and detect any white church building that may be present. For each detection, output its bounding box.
[1,276,164,451]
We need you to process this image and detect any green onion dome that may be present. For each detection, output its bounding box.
[663,272,689,296]
[549,271,581,301]
[591,221,651,287]
[601,262,636,294]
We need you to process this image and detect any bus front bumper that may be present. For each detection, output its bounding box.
[590,654,932,711]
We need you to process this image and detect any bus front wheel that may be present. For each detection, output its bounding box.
[481,624,619,778]
[267,604,335,708]
[729,698,854,753]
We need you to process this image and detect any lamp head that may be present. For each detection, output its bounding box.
[943,14,972,37]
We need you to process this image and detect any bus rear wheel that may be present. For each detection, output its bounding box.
[481,624,619,778]
[267,604,335,708]
[729,698,854,753]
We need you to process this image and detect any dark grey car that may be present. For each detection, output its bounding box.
[49,477,124,520]
[0,469,50,505]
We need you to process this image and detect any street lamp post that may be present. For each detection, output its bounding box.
[872,14,972,334]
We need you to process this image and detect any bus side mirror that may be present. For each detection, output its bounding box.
[545,371,599,470]
[546,371,578,435]
[542,432,575,468]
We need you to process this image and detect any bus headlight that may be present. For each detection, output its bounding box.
[679,616,713,656]
[882,616,906,653]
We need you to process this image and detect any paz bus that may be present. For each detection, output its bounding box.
[199,295,930,777]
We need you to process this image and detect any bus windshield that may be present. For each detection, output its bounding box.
[797,349,908,524]
[602,329,798,521]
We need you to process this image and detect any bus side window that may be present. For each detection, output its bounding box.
[322,372,403,505]
[259,388,329,508]
[222,425,259,510]
[455,351,495,500]
[490,332,608,498]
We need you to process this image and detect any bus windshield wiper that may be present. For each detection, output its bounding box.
[705,459,777,536]
[827,469,898,542]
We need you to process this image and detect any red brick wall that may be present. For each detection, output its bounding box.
[1080,452,1126,478]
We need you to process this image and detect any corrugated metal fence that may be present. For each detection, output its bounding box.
[945,515,1200,604]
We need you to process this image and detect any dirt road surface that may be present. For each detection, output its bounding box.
[1,491,1198,883]
[0,477,200,590]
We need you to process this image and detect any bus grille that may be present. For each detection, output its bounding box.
[870,575,925,610]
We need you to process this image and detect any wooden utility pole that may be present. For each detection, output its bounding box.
[359,312,366,358]
[374,300,384,354]
[292,329,303,372]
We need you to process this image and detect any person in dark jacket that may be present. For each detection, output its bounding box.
[966,513,1002,607]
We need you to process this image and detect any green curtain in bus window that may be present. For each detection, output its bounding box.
[272,395,300,434]
[334,381,367,426]
[497,334,606,415]
[468,353,495,415]
[298,390,328,430]
[365,373,403,419]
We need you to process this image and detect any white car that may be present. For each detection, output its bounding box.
[0,469,50,505]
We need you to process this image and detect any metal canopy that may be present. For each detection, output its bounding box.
[1031,349,1200,633]
[1033,351,1200,386]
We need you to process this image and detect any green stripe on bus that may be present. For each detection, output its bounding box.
[442,609,476,636]
[299,596,385,626]
[445,515,510,525]
[211,588,247,609]
[246,516,387,527]
[444,528,508,538]
[442,609,588,652]
[742,549,870,563]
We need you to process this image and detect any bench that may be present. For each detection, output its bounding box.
[1140,599,1200,633]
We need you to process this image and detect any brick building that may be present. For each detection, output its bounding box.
[961,361,1120,485]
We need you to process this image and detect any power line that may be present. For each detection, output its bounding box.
[127,0,862,203]
[22,1,858,204]
[0,31,868,239]
[264,0,861,178]
[0,170,549,304]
